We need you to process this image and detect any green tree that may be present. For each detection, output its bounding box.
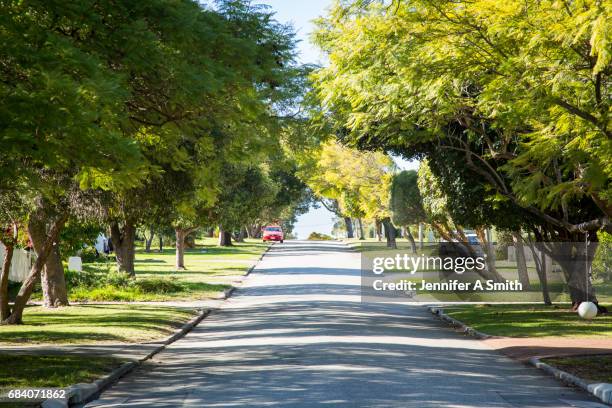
[390,170,426,252]
[299,140,397,246]
[312,0,611,307]
[0,0,143,323]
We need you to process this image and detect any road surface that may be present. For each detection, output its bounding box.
[86,241,605,408]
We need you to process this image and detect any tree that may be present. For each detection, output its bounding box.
[417,162,504,282]
[213,165,278,247]
[390,171,427,253]
[298,140,397,246]
[312,0,610,307]
[85,0,298,273]
[0,1,143,323]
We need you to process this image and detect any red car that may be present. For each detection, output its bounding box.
[262,226,284,243]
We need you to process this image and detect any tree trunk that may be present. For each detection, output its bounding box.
[234,227,246,243]
[530,243,552,306]
[3,212,67,325]
[405,226,417,254]
[539,251,552,306]
[110,221,136,277]
[344,217,354,239]
[40,245,69,307]
[218,226,233,247]
[382,217,397,249]
[144,228,154,253]
[159,235,163,252]
[418,223,424,249]
[175,228,187,270]
[512,232,531,290]
[0,241,14,321]
[475,228,503,282]
[357,218,365,240]
[541,238,602,310]
[28,207,69,308]
[375,219,383,242]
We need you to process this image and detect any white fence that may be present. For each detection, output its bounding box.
[0,244,33,282]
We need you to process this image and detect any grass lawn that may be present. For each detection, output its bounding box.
[542,355,612,383]
[0,305,195,345]
[346,239,435,253]
[31,238,269,302]
[0,354,122,406]
[443,304,612,337]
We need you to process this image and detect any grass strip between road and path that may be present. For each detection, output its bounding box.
[0,353,123,394]
[542,355,612,384]
[0,304,196,345]
[27,238,269,303]
[442,304,612,338]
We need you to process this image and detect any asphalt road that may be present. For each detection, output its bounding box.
[86,241,606,408]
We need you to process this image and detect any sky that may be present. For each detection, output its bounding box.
[257,1,419,239]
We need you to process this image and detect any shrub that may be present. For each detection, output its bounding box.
[65,268,100,289]
[105,271,133,288]
[79,246,101,263]
[133,277,183,294]
[308,232,334,240]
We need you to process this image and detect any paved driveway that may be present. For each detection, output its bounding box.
[86,241,606,408]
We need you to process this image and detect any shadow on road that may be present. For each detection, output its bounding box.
[87,241,605,408]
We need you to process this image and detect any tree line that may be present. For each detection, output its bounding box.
[0,0,310,324]
[306,0,610,309]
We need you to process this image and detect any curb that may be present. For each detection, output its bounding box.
[42,310,210,408]
[246,244,271,276]
[428,306,612,405]
[215,244,271,300]
[428,306,492,340]
[528,357,612,405]
[43,244,272,408]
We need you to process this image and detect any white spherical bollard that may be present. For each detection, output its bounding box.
[577,301,598,320]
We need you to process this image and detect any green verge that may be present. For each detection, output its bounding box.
[0,354,122,407]
[30,238,268,302]
[0,305,195,345]
[443,304,612,337]
[542,355,612,383]
[0,354,122,398]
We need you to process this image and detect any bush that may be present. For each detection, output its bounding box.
[79,247,101,263]
[308,232,334,240]
[133,277,183,294]
[65,268,100,289]
[105,271,133,288]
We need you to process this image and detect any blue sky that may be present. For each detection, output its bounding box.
[257,1,418,239]
[257,0,331,65]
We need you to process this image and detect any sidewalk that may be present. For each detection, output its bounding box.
[483,337,612,361]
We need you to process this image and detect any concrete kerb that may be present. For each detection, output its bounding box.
[246,243,273,276]
[427,306,492,340]
[42,244,273,408]
[216,244,272,300]
[528,357,612,405]
[428,306,612,406]
[42,309,210,408]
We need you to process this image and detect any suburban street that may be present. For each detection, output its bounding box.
[86,241,606,408]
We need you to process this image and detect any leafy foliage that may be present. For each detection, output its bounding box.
[389,170,426,227]
[311,0,611,239]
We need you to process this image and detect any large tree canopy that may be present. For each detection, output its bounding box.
[312,0,610,236]
[0,0,303,323]
[311,0,611,304]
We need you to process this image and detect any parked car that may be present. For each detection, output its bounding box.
[262,226,284,243]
